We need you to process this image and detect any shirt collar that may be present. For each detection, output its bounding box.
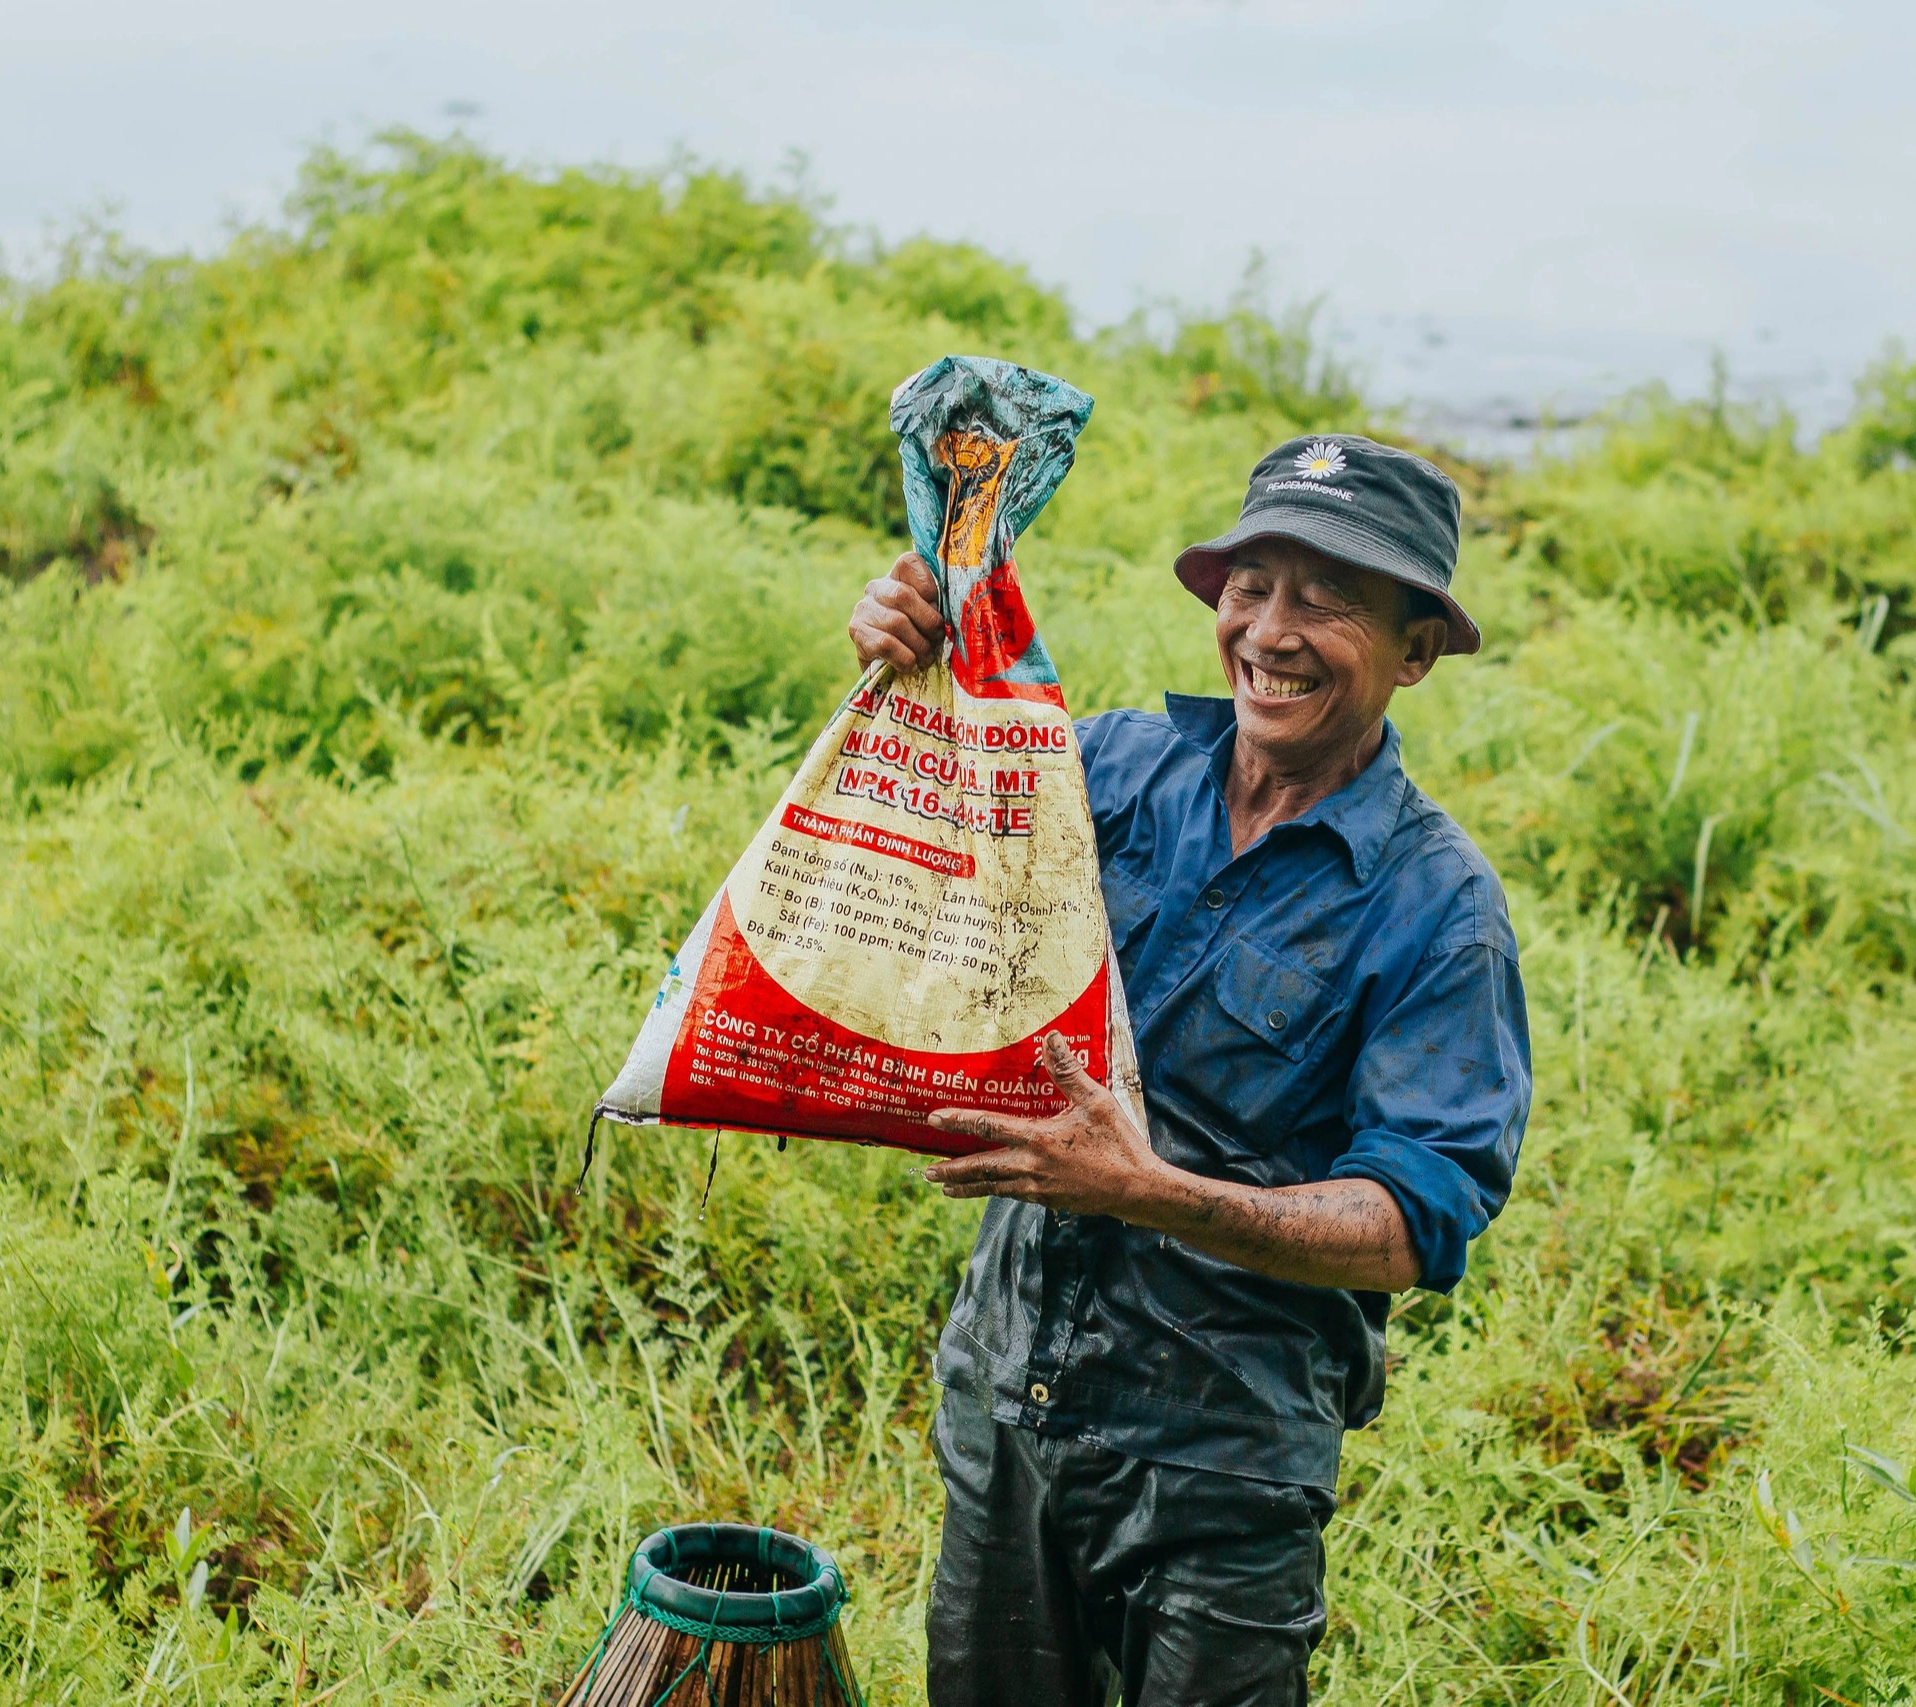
[1162,693,1409,884]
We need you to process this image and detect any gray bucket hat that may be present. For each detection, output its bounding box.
[1173,433,1481,656]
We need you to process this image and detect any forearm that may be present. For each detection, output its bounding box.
[1127,1162,1421,1292]
[924,1034,1424,1291]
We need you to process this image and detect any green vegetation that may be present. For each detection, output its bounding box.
[4,133,1916,1704]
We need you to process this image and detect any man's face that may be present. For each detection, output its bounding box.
[1214,539,1446,767]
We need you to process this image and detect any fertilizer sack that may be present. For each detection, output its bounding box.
[595,356,1144,1158]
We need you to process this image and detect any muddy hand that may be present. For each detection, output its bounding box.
[923,1033,1164,1219]
[849,552,945,673]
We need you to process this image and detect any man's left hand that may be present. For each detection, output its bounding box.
[923,1032,1167,1217]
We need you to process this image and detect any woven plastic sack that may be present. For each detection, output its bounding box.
[594,356,1144,1158]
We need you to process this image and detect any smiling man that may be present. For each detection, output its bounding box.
[848,433,1531,1707]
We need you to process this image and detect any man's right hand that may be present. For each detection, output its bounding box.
[849,552,945,674]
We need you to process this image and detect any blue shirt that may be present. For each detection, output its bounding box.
[934,695,1532,1488]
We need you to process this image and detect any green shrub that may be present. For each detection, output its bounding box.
[3,135,1915,1703]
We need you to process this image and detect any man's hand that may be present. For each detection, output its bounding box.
[925,1032,1169,1218]
[849,552,945,674]
[926,1032,1422,1292]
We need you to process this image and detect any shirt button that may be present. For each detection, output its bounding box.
[1266,1009,1288,1032]
[1029,1382,1051,1405]
[1203,888,1225,909]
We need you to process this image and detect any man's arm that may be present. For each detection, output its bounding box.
[925,1033,1420,1292]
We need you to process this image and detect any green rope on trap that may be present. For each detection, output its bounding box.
[574,1543,863,1707]
[820,1631,863,1707]
[630,1594,845,1645]
[630,1588,859,1707]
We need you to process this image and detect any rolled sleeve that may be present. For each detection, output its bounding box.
[1328,936,1531,1293]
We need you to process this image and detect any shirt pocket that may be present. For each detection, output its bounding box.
[1172,936,1347,1143]
[1100,865,1162,981]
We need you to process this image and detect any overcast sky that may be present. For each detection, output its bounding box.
[5,0,1912,445]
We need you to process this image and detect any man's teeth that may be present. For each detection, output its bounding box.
[1248,665,1316,699]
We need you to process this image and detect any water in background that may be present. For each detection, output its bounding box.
[1333,311,1885,464]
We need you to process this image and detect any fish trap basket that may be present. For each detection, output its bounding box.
[558,1523,861,1707]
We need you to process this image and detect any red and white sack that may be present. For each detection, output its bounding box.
[594,356,1144,1159]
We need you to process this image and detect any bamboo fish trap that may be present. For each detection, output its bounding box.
[558,1523,861,1707]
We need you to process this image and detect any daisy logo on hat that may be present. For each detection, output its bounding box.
[1294,440,1347,480]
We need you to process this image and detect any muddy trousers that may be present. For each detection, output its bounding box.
[926,1389,1336,1707]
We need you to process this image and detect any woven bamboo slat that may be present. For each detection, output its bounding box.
[558,1524,859,1707]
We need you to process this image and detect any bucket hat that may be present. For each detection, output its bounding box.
[1173,434,1480,656]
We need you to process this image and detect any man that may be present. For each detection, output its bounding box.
[848,434,1531,1707]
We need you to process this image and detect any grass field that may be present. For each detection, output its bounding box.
[5,134,1916,1704]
